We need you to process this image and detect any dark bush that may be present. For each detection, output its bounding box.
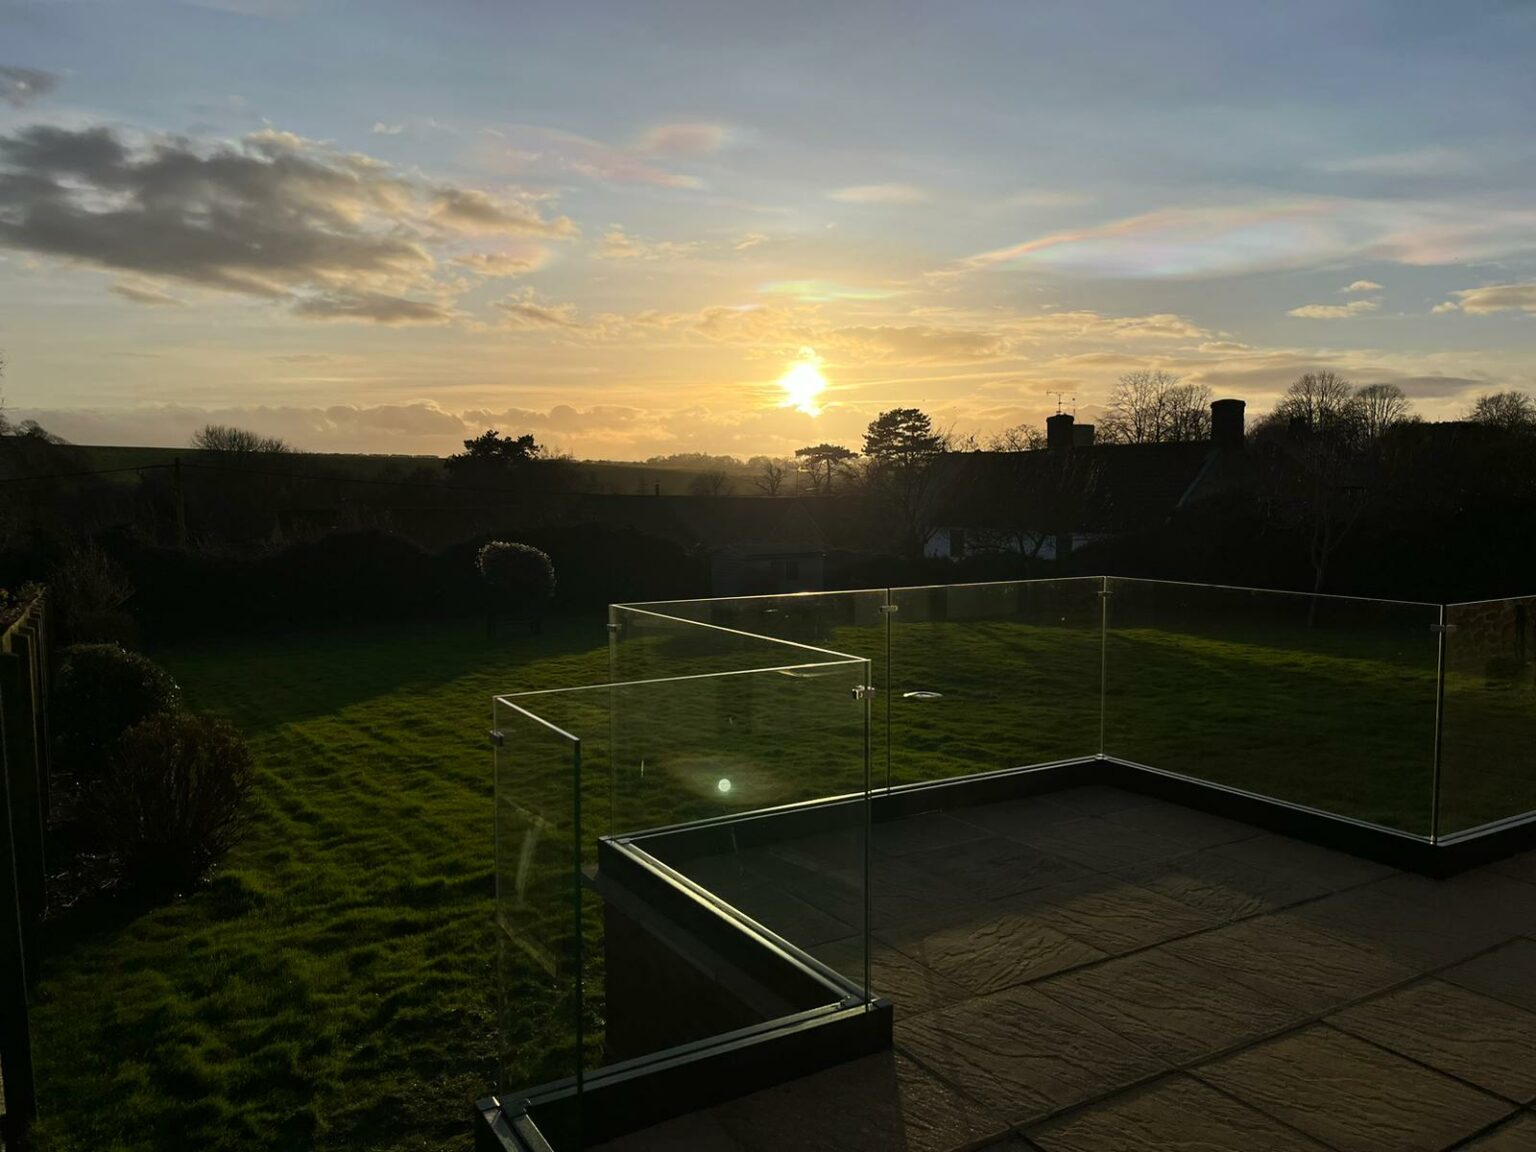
[54,644,182,782]
[91,712,255,892]
[477,541,556,627]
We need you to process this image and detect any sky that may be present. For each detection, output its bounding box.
[2,0,1534,460]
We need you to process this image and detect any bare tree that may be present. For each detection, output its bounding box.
[191,424,292,453]
[753,458,788,496]
[688,469,733,496]
[1466,390,1536,433]
[986,423,1048,451]
[1270,371,1358,434]
[1354,383,1412,443]
[1100,370,1211,444]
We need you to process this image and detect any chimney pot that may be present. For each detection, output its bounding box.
[1211,398,1246,448]
[1046,412,1076,451]
[1073,423,1096,447]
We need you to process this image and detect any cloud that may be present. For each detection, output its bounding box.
[634,122,728,155]
[829,183,927,204]
[956,199,1536,279]
[371,122,404,135]
[1342,280,1383,293]
[734,232,768,252]
[109,279,183,306]
[0,122,575,322]
[492,288,586,330]
[1432,283,1536,316]
[292,290,453,324]
[487,125,705,189]
[428,187,575,237]
[596,226,699,261]
[451,248,551,278]
[1316,147,1466,178]
[0,66,60,108]
[1287,299,1380,319]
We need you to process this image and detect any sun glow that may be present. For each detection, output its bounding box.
[778,351,827,416]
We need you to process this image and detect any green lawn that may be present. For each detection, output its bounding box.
[28,605,1534,1151]
[33,618,612,1152]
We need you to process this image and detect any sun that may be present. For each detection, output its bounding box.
[778,351,827,416]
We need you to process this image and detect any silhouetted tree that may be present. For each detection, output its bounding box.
[477,541,556,636]
[1268,372,1358,435]
[986,423,1048,451]
[688,470,733,496]
[752,458,788,495]
[1354,383,1413,444]
[191,424,291,453]
[794,443,857,495]
[449,429,542,469]
[1466,391,1536,433]
[1100,370,1211,444]
[862,408,950,558]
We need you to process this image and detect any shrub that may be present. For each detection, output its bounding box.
[477,541,556,630]
[91,712,255,892]
[54,644,182,783]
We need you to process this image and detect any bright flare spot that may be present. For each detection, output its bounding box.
[778,353,827,416]
[717,778,733,794]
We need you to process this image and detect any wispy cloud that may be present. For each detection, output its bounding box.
[734,232,768,252]
[634,122,729,155]
[486,125,712,189]
[596,226,699,261]
[493,288,587,329]
[1288,299,1380,319]
[1316,147,1466,178]
[109,279,183,306]
[829,183,927,204]
[956,199,1536,279]
[1342,279,1383,293]
[1433,283,1536,315]
[0,65,60,108]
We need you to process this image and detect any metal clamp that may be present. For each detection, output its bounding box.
[851,685,878,700]
[488,730,505,747]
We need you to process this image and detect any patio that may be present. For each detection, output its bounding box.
[598,784,1536,1152]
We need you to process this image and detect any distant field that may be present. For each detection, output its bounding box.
[64,444,770,497]
[29,611,1532,1150]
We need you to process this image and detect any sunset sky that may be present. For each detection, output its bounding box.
[2,0,1534,459]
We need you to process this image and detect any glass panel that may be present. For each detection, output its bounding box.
[494,655,870,1102]
[609,601,863,682]
[1103,578,1440,835]
[614,590,889,784]
[492,694,582,1094]
[1439,595,1536,836]
[887,579,1105,787]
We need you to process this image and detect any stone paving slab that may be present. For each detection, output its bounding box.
[895,984,1169,1126]
[1204,831,1394,891]
[890,907,1106,997]
[1165,911,1421,1015]
[1442,939,1536,1015]
[874,812,996,857]
[901,837,1096,901]
[811,935,974,1018]
[1327,980,1536,1104]
[1002,874,1223,955]
[1458,1111,1536,1150]
[1005,816,1192,870]
[1034,948,1306,1065]
[1109,844,1346,921]
[1195,1024,1514,1152]
[1028,1073,1330,1151]
[1098,802,1262,852]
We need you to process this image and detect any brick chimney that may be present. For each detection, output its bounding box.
[1046,412,1076,451]
[1211,399,1245,449]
